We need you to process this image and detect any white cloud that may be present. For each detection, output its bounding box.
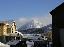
[39,14,52,26]
[15,14,52,29]
[31,14,52,26]
[15,17,31,29]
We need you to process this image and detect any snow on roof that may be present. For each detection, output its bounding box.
[0,42,10,47]
[0,42,5,45]
[15,31,23,36]
[7,40,20,45]
[26,41,34,45]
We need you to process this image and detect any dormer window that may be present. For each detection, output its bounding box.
[15,32,17,33]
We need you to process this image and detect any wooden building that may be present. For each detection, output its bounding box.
[50,2,64,47]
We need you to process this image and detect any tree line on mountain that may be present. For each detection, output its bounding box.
[18,24,52,34]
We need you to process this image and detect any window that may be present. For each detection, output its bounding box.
[12,28,13,30]
[12,28,13,33]
[12,31,13,33]
[17,33,19,36]
[42,36,44,38]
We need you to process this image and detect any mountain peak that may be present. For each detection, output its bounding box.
[18,19,43,30]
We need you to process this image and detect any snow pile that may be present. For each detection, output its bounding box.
[0,42,10,47]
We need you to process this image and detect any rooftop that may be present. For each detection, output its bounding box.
[50,2,64,15]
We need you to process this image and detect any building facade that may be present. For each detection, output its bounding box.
[0,20,16,36]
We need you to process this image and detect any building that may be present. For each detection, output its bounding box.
[0,20,16,36]
[0,20,24,43]
[0,20,17,43]
[0,23,6,36]
[50,2,64,47]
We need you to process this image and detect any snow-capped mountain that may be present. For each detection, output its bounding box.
[42,24,52,32]
[18,24,52,34]
[18,19,43,30]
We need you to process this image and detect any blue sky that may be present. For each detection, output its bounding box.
[0,0,64,28]
[0,0,63,20]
